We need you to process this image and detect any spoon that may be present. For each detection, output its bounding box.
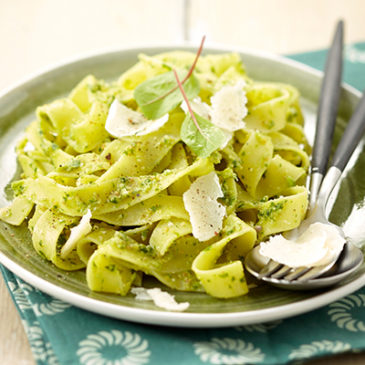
[245,241,363,290]
[245,21,365,290]
[245,105,365,289]
[253,20,345,282]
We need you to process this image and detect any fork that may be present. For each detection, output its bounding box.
[258,20,347,282]
[257,79,365,282]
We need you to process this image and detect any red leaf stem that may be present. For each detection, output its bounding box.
[140,36,206,106]
[173,69,204,136]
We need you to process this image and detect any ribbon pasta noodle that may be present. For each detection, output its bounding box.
[0,51,309,300]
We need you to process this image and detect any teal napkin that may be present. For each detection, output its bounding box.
[289,42,365,92]
[2,42,365,365]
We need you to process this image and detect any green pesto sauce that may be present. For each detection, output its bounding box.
[258,201,285,221]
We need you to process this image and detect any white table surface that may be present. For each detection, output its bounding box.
[1,0,365,363]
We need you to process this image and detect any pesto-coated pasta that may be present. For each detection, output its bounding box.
[0,51,309,300]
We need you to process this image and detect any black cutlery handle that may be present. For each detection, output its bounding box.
[312,20,343,176]
[331,90,365,171]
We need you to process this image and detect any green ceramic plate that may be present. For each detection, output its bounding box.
[1,45,365,328]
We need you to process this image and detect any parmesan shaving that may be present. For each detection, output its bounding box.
[210,80,247,132]
[259,222,345,268]
[181,97,211,120]
[23,141,35,152]
[342,205,365,247]
[181,98,232,149]
[61,209,92,258]
[181,81,247,142]
[105,99,169,138]
[183,172,226,241]
[131,287,190,312]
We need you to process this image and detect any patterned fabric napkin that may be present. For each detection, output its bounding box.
[2,42,365,365]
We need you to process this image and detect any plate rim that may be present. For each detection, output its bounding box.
[0,43,364,328]
[2,249,365,328]
[0,41,361,99]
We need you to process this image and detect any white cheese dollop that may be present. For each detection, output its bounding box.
[210,80,247,132]
[61,210,92,258]
[131,287,189,312]
[183,171,226,241]
[105,99,169,138]
[259,222,346,268]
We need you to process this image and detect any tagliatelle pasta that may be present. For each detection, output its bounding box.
[0,50,310,301]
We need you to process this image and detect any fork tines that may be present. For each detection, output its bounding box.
[258,260,324,282]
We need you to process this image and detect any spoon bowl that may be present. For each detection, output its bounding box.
[245,242,363,290]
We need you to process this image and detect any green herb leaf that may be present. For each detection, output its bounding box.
[181,113,227,158]
[172,68,226,158]
[134,70,200,120]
